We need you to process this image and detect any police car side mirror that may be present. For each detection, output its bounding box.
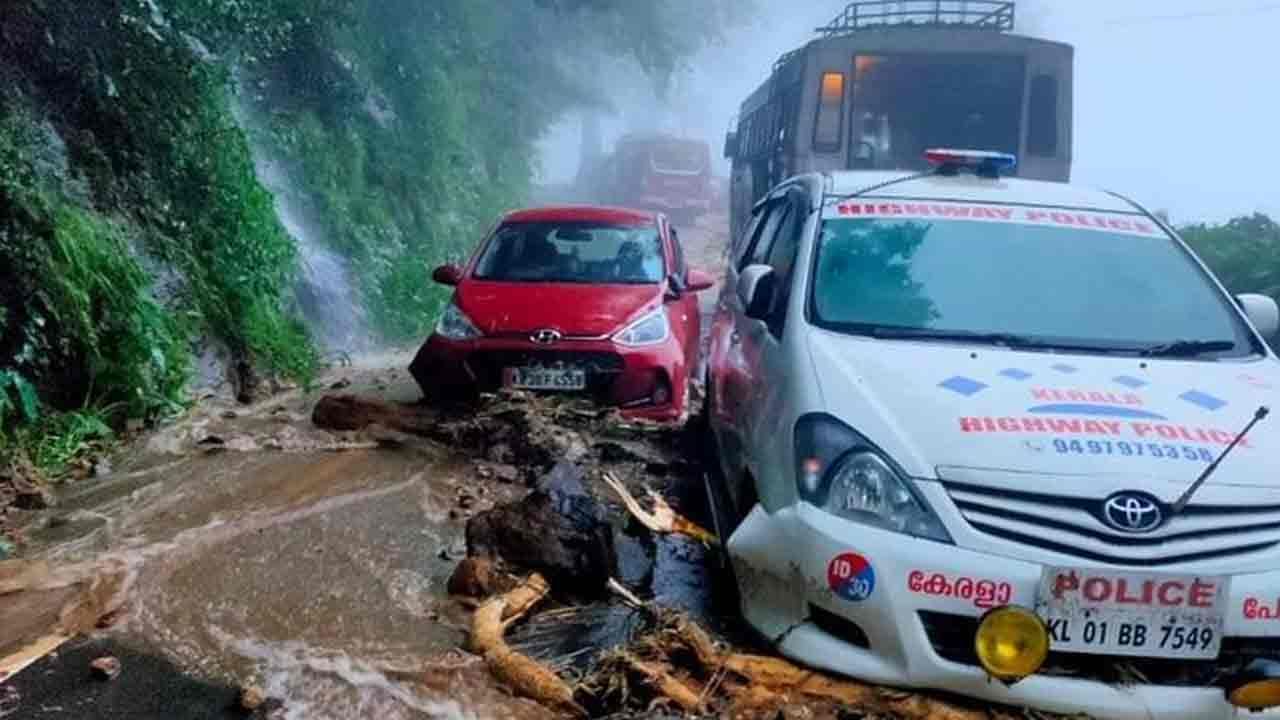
[1238,293,1280,338]
[738,264,775,320]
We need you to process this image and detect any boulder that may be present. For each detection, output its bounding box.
[466,462,616,596]
[311,394,435,434]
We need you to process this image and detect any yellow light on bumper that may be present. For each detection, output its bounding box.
[974,605,1050,683]
[1227,660,1280,710]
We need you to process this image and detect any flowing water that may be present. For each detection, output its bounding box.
[3,218,732,720]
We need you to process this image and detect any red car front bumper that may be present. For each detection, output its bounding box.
[409,334,689,422]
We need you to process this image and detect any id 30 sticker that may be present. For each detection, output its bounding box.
[828,552,876,602]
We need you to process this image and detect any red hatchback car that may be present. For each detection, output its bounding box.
[410,206,714,421]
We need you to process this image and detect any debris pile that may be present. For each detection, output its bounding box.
[342,388,1079,720]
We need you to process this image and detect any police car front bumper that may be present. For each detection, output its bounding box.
[728,499,1280,720]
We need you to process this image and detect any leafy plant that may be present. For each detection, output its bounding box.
[24,409,115,475]
[0,370,39,427]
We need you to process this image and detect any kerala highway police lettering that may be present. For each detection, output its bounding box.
[959,416,1250,448]
[831,201,1159,237]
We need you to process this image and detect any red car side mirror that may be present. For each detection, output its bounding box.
[686,268,715,293]
[432,264,463,286]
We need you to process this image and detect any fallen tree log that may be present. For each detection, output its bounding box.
[469,573,586,717]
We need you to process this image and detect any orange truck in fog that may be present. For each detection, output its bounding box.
[585,133,713,224]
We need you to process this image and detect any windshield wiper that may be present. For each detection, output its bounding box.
[1139,340,1236,358]
[863,327,1035,347]
[858,326,1133,354]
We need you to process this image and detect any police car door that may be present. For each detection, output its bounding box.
[740,188,808,485]
[711,194,788,484]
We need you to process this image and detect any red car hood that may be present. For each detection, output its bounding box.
[457,281,661,337]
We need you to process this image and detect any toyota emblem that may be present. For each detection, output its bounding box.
[531,328,562,345]
[1101,492,1164,533]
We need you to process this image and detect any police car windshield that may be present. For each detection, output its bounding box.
[810,208,1256,357]
[474,221,664,284]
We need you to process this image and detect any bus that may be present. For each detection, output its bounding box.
[724,1,1073,238]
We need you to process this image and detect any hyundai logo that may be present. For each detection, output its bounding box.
[1101,492,1164,533]
[530,328,562,345]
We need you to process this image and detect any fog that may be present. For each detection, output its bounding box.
[537,0,1280,224]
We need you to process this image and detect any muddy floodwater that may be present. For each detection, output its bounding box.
[1,220,732,720]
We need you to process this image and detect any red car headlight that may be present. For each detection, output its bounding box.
[614,307,669,347]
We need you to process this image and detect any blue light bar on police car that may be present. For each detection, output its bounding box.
[924,148,1017,176]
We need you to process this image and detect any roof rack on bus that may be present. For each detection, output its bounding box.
[816,1,1016,38]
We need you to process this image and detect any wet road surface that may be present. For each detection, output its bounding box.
[1,218,734,720]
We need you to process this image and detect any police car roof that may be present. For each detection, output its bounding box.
[823,172,1142,215]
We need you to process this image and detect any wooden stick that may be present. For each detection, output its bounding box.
[620,654,704,712]
[603,473,718,546]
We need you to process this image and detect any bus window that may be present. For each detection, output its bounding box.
[1027,74,1059,157]
[813,72,846,152]
[849,54,1024,171]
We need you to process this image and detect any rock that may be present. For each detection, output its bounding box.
[95,605,128,629]
[330,378,352,390]
[250,697,287,719]
[0,686,20,717]
[485,443,515,464]
[312,394,435,434]
[89,656,121,681]
[465,462,616,596]
[447,557,498,597]
[239,685,266,712]
[234,359,265,405]
[3,455,52,510]
[493,464,521,484]
[125,419,145,433]
[91,457,112,477]
[221,410,239,420]
[11,477,53,510]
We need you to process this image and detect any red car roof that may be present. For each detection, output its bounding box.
[502,205,657,226]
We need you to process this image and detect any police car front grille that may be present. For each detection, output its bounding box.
[944,483,1280,566]
[919,611,1280,687]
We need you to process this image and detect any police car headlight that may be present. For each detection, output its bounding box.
[795,413,951,542]
[614,307,669,347]
[436,300,481,340]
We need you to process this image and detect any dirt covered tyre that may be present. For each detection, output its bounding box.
[697,381,744,613]
[408,342,477,406]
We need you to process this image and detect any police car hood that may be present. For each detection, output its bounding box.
[808,330,1280,490]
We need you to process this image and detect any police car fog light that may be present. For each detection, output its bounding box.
[1226,659,1280,709]
[974,605,1050,683]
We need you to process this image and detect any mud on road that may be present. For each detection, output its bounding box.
[0,216,1059,720]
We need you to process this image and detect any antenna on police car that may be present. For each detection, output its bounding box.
[1171,406,1269,515]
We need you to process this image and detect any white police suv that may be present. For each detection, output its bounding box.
[703,149,1280,719]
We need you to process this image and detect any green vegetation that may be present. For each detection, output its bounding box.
[1181,213,1280,346]
[1181,214,1280,302]
[0,0,744,475]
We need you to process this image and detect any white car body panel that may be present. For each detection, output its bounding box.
[708,170,1280,720]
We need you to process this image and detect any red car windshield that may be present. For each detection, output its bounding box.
[473,221,665,284]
